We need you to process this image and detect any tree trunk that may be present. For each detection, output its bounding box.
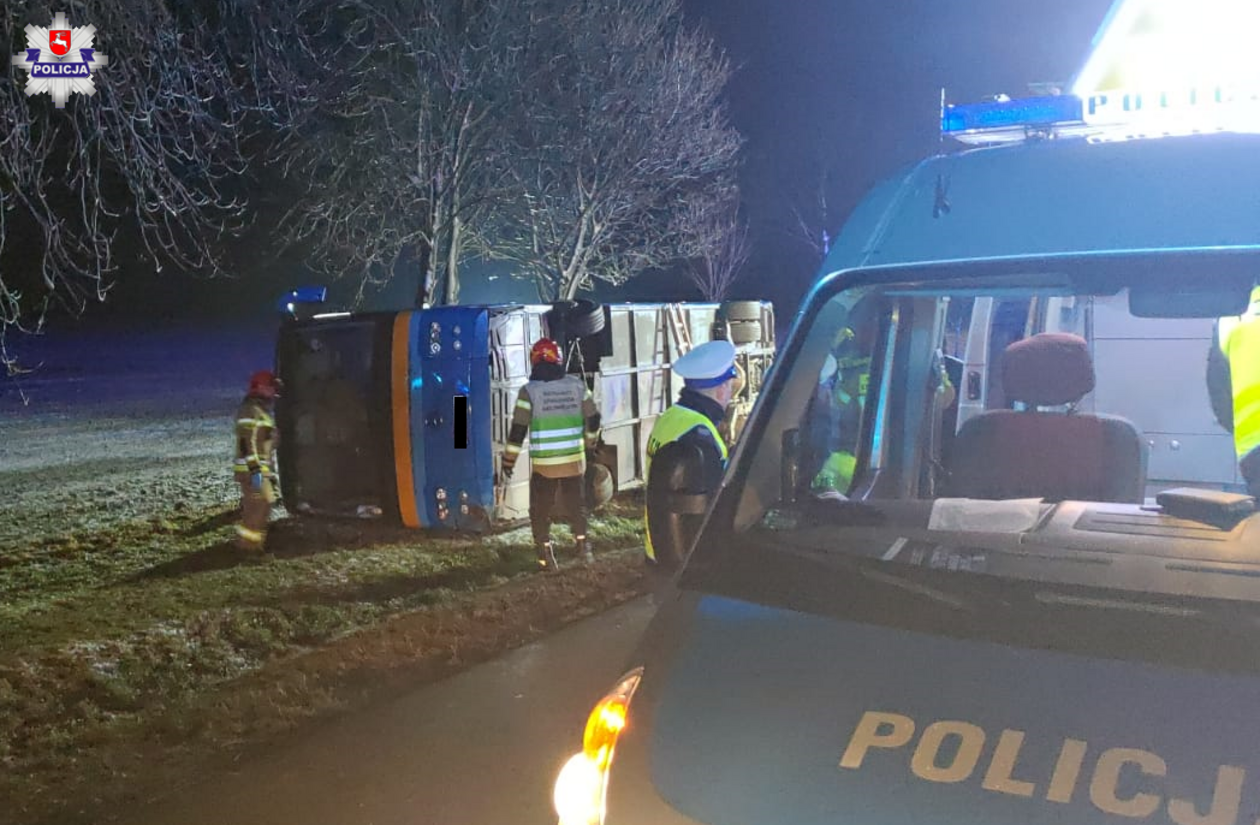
[416,240,435,307]
[443,214,462,305]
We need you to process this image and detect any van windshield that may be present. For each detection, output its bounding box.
[700,258,1260,604]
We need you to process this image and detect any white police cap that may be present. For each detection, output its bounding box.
[674,340,737,387]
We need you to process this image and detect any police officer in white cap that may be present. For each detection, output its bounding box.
[643,339,738,569]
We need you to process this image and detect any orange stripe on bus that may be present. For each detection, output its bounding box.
[392,312,421,527]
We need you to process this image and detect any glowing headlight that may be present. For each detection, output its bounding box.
[553,667,643,825]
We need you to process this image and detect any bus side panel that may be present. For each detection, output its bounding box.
[415,307,493,530]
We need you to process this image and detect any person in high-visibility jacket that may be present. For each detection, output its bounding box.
[810,327,870,494]
[234,370,281,552]
[502,339,602,572]
[1209,286,1260,496]
[644,340,738,569]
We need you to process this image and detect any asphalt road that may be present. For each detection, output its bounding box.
[123,597,659,825]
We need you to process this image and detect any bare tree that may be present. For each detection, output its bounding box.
[266,0,743,307]
[677,189,750,302]
[0,0,303,363]
[276,0,525,307]
[491,0,741,302]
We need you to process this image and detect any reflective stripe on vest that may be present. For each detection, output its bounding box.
[1221,290,1260,458]
[643,404,728,562]
[525,379,586,462]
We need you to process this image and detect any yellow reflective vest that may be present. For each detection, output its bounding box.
[643,404,728,563]
[1220,287,1260,460]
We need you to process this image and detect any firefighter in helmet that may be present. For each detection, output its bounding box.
[235,370,281,552]
[502,339,602,571]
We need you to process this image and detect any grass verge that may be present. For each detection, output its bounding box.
[0,496,651,825]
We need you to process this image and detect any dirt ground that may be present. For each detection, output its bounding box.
[0,325,654,825]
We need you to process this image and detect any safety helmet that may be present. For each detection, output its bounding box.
[530,338,562,366]
[248,370,281,398]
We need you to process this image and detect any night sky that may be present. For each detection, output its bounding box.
[679,0,1113,312]
[96,0,1115,326]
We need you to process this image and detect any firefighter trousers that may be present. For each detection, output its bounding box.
[236,472,276,550]
[529,473,588,547]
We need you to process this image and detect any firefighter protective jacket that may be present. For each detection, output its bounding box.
[234,396,277,477]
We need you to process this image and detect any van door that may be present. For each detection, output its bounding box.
[956,297,1034,430]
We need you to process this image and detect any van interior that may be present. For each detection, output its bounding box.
[735,251,1259,536]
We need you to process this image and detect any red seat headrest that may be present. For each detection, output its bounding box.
[1002,333,1095,407]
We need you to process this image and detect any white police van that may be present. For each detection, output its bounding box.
[550,8,1260,825]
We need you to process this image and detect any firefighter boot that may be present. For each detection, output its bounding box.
[536,541,559,573]
[575,535,594,565]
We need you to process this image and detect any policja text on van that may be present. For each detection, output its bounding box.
[841,710,1246,825]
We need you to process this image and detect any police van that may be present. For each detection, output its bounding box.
[551,9,1260,825]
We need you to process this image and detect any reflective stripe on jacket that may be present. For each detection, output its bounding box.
[234,397,276,474]
[643,404,728,562]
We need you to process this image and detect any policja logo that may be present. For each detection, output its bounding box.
[10,12,109,109]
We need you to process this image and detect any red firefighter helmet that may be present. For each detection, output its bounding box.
[248,370,281,398]
[530,338,562,366]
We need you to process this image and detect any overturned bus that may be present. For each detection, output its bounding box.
[271,299,775,530]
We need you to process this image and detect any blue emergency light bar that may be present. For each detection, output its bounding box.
[942,95,1089,145]
[944,86,1260,146]
[277,285,328,317]
[943,95,1083,133]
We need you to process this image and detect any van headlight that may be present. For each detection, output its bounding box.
[553,667,643,825]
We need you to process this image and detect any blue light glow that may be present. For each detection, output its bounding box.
[944,88,1260,145]
[275,285,327,314]
[942,95,1084,135]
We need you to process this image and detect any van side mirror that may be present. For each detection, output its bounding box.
[781,428,801,505]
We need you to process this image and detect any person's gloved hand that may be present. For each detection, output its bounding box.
[250,471,264,491]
